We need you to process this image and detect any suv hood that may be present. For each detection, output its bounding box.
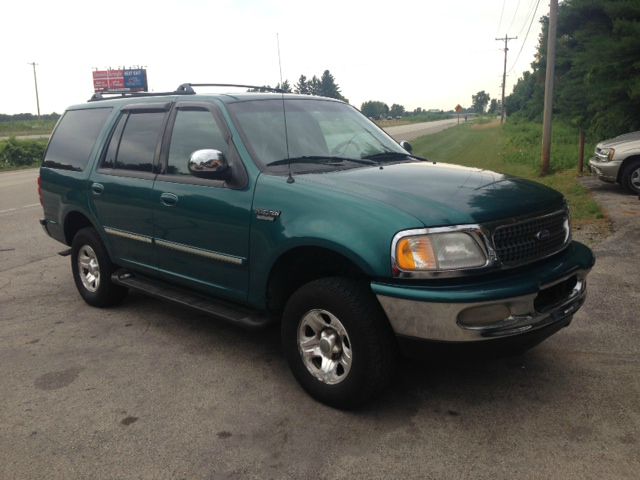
[599,130,640,148]
[297,162,564,226]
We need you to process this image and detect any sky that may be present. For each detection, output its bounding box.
[1,0,547,115]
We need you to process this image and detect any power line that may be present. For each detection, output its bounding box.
[507,0,542,73]
[507,0,522,33]
[517,0,540,36]
[496,0,506,35]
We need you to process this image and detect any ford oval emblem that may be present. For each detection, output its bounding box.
[535,229,551,241]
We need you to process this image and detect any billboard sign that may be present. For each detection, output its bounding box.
[124,69,148,90]
[93,68,148,92]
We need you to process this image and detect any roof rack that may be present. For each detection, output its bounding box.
[181,83,285,93]
[88,83,284,102]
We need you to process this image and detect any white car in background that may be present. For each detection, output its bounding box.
[589,131,640,194]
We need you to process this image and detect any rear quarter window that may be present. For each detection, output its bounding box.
[43,108,112,171]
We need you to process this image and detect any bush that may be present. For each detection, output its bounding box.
[0,137,46,168]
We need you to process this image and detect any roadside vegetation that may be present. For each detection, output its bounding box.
[0,113,58,137]
[376,112,454,128]
[0,137,47,170]
[411,120,605,226]
[505,0,640,140]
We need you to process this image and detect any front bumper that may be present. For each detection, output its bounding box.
[372,241,594,343]
[589,157,622,183]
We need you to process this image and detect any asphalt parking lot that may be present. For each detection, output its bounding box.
[1,170,639,479]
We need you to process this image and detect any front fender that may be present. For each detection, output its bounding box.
[246,173,423,308]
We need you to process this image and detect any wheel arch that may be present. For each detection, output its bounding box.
[265,245,371,316]
[63,210,100,246]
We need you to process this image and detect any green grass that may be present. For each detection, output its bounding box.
[0,119,56,137]
[411,120,604,224]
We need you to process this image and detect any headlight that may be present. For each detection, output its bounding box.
[596,147,615,161]
[394,231,487,273]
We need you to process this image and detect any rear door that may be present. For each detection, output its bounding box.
[151,102,253,302]
[90,103,169,270]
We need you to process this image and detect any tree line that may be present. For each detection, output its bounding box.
[505,0,640,139]
[249,69,347,102]
[0,113,60,122]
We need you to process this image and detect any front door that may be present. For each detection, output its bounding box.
[151,103,253,302]
[90,104,169,270]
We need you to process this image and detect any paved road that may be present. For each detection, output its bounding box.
[0,134,50,141]
[1,168,638,479]
[384,118,461,142]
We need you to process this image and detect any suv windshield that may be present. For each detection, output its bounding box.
[227,98,411,173]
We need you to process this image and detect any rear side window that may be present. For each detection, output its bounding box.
[43,108,112,171]
[114,112,165,172]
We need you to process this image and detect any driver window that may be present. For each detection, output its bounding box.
[167,109,227,175]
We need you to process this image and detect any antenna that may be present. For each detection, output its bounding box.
[277,33,294,184]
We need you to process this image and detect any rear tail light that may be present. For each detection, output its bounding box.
[37,175,43,206]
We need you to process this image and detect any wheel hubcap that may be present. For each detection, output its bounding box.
[78,245,100,293]
[297,309,352,385]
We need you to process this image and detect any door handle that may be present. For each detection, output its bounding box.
[160,192,178,207]
[91,182,104,195]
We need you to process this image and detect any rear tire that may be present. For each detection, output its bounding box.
[71,227,128,307]
[621,159,640,194]
[281,277,397,409]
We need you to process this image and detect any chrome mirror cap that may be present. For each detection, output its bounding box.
[188,149,229,179]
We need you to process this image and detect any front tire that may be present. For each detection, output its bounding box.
[281,277,397,409]
[71,227,128,307]
[621,159,640,194]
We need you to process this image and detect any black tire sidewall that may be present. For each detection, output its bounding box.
[71,227,125,307]
[622,160,640,194]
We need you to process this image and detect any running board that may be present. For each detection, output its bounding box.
[111,269,271,330]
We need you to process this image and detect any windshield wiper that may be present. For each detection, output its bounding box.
[266,155,377,167]
[363,151,428,162]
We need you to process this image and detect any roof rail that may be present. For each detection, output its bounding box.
[179,83,285,93]
[88,88,195,102]
[88,83,285,102]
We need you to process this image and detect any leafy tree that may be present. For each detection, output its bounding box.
[472,90,490,113]
[390,104,405,117]
[360,101,389,118]
[294,75,309,94]
[505,0,640,138]
[413,107,423,114]
[488,99,500,115]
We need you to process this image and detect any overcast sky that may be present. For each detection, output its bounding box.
[1,0,547,114]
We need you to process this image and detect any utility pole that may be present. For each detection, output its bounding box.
[541,0,559,176]
[28,62,41,117]
[495,35,517,124]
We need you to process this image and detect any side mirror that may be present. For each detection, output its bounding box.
[399,140,413,153]
[188,149,229,180]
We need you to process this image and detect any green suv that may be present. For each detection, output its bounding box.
[39,84,595,408]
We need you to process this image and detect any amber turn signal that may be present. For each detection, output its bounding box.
[396,236,437,270]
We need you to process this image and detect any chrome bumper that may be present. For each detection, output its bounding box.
[589,157,621,183]
[377,272,588,342]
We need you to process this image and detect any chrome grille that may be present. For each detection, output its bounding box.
[493,210,569,266]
